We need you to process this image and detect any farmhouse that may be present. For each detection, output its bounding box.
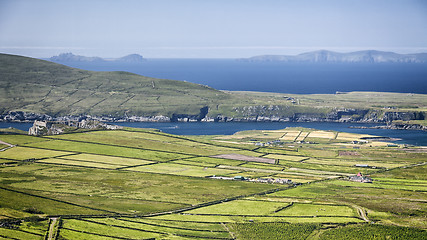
[349,172,373,183]
[233,176,247,181]
[355,164,369,168]
[208,175,234,180]
[274,178,293,184]
[351,140,368,144]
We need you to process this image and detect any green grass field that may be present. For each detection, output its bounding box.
[127,162,241,177]
[0,146,71,161]
[185,200,290,216]
[58,153,155,166]
[38,157,128,169]
[0,127,426,239]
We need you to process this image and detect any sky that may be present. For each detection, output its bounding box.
[0,0,427,58]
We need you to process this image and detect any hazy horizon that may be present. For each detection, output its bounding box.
[30,48,427,60]
[1,0,427,58]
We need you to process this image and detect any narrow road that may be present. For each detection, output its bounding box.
[47,217,58,240]
[0,140,15,152]
[221,222,235,239]
[356,206,370,222]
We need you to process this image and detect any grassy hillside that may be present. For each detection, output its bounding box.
[0,53,232,117]
[1,53,426,121]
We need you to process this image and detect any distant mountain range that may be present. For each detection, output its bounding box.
[48,53,146,63]
[239,50,427,63]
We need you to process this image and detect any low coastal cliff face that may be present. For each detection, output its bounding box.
[389,122,427,131]
[28,119,122,135]
[1,108,424,125]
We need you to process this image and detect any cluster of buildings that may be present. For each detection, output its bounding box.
[208,175,293,185]
[253,177,293,184]
[254,140,283,147]
[283,96,299,104]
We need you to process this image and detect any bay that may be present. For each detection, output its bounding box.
[2,122,426,146]
[52,59,427,94]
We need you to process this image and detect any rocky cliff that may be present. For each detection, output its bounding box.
[3,108,424,125]
[28,119,122,136]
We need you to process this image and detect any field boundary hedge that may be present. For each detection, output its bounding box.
[273,202,294,213]
[180,213,361,218]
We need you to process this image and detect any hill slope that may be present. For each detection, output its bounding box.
[0,53,230,118]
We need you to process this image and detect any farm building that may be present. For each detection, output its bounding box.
[208,176,234,180]
[355,164,369,168]
[233,176,247,181]
[349,172,373,183]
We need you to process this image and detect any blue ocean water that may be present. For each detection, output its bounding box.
[6,59,424,145]
[111,122,427,146]
[53,59,427,94]
[3,122,426,146]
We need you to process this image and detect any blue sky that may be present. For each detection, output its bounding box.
[1,0,426,58]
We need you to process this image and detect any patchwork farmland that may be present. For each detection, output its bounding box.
[0,127,426,239]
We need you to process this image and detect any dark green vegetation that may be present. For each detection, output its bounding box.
[229,223,427,240]
[0,127,426,239]
[1,53,426,121]
[318,224,427,240]
[229,222,318,240]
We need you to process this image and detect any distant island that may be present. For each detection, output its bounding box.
[49,53,146,63]
[239,50,427,63]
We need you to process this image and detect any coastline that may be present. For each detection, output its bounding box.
[1,115,426,133]
[350,123,427,131]
[0,114,425,130]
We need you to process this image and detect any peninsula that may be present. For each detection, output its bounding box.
[49,52,146,63]
[240,50,427,63]
[0,53,426,128]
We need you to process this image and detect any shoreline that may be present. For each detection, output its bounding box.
[350,124,427,132]
[1,119,425,133]
[1,119,425,132]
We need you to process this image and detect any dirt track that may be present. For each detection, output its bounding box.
[0,140,14,147]
[0,140,15,151]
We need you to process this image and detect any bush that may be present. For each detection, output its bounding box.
[23,207,44,214]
